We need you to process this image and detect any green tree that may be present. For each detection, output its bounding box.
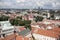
[35,16,44,22]
[24,24,31,30]
[10,19,31,26]
[9,19,15,25]
[14,19,19,26]
[10,19,20,26]
[17,16,22,20]
[0,15,9,21]
[24,20,31,24]
[18,20,25,26]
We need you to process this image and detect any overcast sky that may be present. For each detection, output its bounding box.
[0,0,60,9]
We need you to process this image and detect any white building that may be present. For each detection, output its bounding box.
[0,21,14,38]
[54,13,60,20]
[33,34,57,40]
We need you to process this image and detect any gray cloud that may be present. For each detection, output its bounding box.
[0,0,60,9]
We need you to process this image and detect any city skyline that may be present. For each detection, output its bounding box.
[0,0,60,9]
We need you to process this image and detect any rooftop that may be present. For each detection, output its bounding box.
[32,27,60,38]
[16,35,32,40]
[18,28,31,36]
[0,34,16,40]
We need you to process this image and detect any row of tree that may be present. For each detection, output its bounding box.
[9,18,31,30]
[0,15,9,21]
[10,19,31,26]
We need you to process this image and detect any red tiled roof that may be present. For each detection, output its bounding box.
[52,27,60,35]
[37,21,55,26]
[51,20,60,22]
[53,27,60,32]
[43,20,60,23]
[32,27,59,38]
[0,34,17,40]
[0,38,4,40]
[16,35,32,40]
[16,36,23,40]
[48,27,60,35]
[19,27,26,31]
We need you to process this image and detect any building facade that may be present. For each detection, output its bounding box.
[0,21,14,38]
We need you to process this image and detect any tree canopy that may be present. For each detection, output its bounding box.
[0,15,9,21]
[35,16,44,22]
[9,19,31,26]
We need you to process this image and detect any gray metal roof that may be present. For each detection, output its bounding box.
[18,28,31,36]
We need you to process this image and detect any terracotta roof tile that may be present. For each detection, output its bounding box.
[16,36,23,40]
[0,38,4,40]
[32,27,59,38]
[52,28,60,35]
[3,34,16,40]
[19,27,26,31]
[16,35,32,40]
[24,37,29,40]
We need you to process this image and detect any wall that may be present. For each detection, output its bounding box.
[33,33,56,40]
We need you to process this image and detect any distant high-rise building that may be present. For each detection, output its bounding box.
[38,7,41,11]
